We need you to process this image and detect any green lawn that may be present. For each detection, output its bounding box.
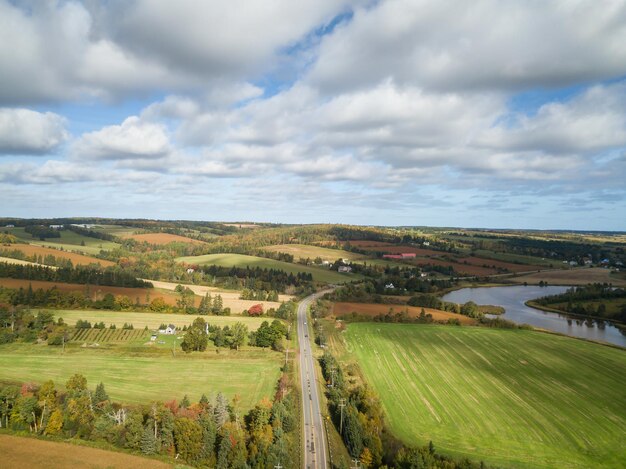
[0,343,281,411]
[48,309,269,330]
[176,253,360,283]
[344,323,626,468]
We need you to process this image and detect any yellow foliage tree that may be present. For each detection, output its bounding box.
[45,409,63,435]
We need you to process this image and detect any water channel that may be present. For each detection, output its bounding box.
[442,285,626,348]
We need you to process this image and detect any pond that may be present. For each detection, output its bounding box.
[442,285,626,348]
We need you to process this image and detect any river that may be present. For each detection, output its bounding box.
[442,285,626,348]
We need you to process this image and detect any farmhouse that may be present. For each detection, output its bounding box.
[159,324,176,335]
[338,266,352,273]
[186,268,195,274]
[385,283,395,289]
[49,224,64,229]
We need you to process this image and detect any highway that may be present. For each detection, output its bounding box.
[298,291,330,469]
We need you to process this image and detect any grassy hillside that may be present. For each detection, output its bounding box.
[263,243,368,262]
[5,227,119,254]
[176,253,359,283]
[0,342,281,410]
[344,323,626,468]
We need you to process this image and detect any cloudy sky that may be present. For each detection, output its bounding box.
[1,0,625,230]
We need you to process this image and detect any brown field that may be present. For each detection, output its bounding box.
[123,232,206,245]
[461,256,542,273]
[148,279,292,312]
[7,244,115,267]
[0,434,171,468]
[332,302,475,325]
[0,278,183,305]
[348,241,443,257]
[407,257,496,276]
[508,267,626,286]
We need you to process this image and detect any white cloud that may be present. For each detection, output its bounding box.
[0,108,68,155]
[308,0,626,93]
[72,116,170,160]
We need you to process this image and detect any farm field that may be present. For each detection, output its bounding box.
[0,278,182,305]
[470,249,558,267]
[4,226,120,253]
[0,256,47,267]
[332,302,475,324]
[0,343,281,409]
[50,309,269,330]
[123,232,206,245]
[263,243,368,262]
[0,434,172,469]
[344,323,626,468]
[148,279,291,311]
[347,240,443,256]
[509,267,626,286]
[71,328,149,344]
[0,243,115,267]
[176,253,360,283]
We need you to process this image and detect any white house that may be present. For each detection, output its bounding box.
[338,266,352,273]
[49,224,64,229]
[385,283,395,289]
[159,324,177,335]
[5,224,14,228]
[423,241,430,246]
[186,268,195,274]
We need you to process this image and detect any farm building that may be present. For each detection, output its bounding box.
[186,268,195,274]
[338,266,352,273]
[385,283,395,289]
[159,324,176,335]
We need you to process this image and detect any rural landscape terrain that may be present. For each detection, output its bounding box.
[2,1,626,468]
[0,218,624,468]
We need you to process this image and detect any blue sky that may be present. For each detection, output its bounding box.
[1,0,625,230]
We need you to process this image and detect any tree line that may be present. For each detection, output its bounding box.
[0,374,300,468]
[0,262,152,288]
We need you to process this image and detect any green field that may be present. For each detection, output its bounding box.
[176,253,360,283]
[49,309,269,330]
[344,324,626,468]
[0,343,281,410]
[263,243,368,262]
[5,227,120,254]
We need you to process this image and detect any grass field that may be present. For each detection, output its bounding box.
[342,324,626,468]
[0,256,48,267]
[263,244,368,262]
[5,227,120,254]
[0,434,173,469]
[50,309,269,330]
[1,243,115,267]
[332,302,475,324]
[509,267,626,286]
[148,279,291,312]
[176,253,359,283]
[0,342,281,409]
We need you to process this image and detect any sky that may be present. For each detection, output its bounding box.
[1,0,625,230]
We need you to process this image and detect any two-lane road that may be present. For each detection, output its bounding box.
[298,291,330,469]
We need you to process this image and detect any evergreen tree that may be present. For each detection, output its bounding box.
[141,424,158,455]
[214,392,229,428]
[93,382,109,404]
[212,294,223,315]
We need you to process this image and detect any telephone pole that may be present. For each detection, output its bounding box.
[339,398,346,433]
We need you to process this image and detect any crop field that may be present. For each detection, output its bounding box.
[148,279,291,312]
[332,302,475,324]
[176,253,359,283]
[4,227,120,254]
[0,278,183,305]
[51,309,269,330]
[344,323,626,468]
[0,434,171,469]
[72,328,149,343]
[347,240,443,256]
[0,256,47,267]
[123,232,206,245]
[1,243,115,267]
[509,267,626,286]
[470,249,557,267]
[263,243,369,262]
[0,343,281,409]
